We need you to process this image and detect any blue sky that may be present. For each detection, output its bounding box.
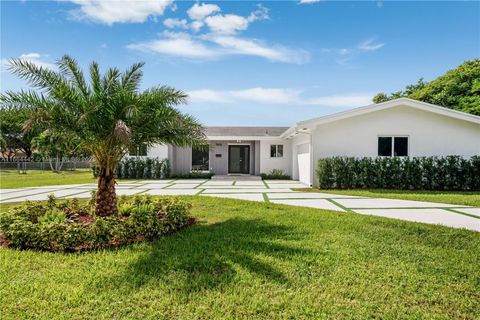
[1,0,479,126]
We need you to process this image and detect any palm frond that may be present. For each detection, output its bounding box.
[102,67,121,94]
[0,90,51,110]
[90,62,101,96]
[7,58,63,91]
[57,55,90,99]
[121,62,145,92]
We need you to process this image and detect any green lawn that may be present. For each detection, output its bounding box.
[1,197,479,319]
[0,169,96,188]
[295,188,480,207]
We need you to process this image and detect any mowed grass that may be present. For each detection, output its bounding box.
[295,188,480,207]
[1,196,479,319]
[0,169,96,188]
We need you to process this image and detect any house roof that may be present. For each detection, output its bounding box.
[206,126,288,138]
[281,98,480,139]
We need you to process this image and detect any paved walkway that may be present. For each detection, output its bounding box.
[1,179,479,232]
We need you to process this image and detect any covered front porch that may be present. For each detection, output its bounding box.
[170,140,261,176]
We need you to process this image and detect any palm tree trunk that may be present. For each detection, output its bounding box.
[95,166,118,216]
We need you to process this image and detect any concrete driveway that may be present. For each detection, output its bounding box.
[1,179,479,232]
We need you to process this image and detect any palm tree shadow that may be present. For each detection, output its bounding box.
[99,217,310,294]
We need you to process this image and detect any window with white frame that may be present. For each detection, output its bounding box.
[378,136,408,157]
[270,144,284,158]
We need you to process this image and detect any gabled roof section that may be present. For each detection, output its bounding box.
[299,98,480,126]
[282,98,480,139]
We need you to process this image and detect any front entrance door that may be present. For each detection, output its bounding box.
[228,145,250,174]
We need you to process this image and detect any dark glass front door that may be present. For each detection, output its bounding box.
[228,145,250,174]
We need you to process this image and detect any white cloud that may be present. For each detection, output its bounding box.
[188,89,232,103]
[208,35,310,64]
[127,32,219,59]
[190,20,204,32]
[129,32,309,64]
[358,39,385,51]
[67,0,173,25]
[230,87,300,104]
[188,87,372,108]
[204,14,249,35]
[127,3,307,64]
[1,53,55,72]
[187,2,221,21]
[163,18,188,29]
[204,5,268,35]
[298,0,322,4]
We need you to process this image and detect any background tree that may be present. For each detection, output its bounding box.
[1,55,206,216]
[31,129,80,172]
[0,107,39,159]
[372,59,480,115]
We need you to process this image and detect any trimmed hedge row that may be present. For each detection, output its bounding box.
[317,156,480,190]
[92,157,171,179]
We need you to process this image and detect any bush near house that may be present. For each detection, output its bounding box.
[92,157,171,179]
[0,194,192,252]
[170,171,215,179]
[317,155,480,190]
[261,169,291,180]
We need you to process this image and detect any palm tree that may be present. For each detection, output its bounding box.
[1,55,206,216]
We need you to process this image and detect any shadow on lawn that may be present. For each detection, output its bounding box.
[99,217,310,294]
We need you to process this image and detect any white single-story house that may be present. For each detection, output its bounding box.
[136,98,480,186]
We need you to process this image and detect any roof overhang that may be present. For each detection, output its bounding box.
[298,98,480,127]
[206,136,284,141]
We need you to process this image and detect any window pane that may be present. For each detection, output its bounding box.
[277,145,283,157]
[270,145,276,157]
[394,137,408,156]
[378,137,392,156]
[192,148,209,171]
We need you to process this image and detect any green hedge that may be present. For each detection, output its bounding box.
[92,157,171,179]
[260,169,291,180]
[317,156,480,190]
[170,171,214,179]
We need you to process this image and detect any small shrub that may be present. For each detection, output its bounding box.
[261,169,291,180]
[171,171,214,179]
[0,195,193,252]
[317,156,480,190]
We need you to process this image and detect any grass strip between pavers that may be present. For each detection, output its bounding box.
[262,193,269,203]
[348,206,472,210]
[194,180,209,189]
[0,185,83,202]
[325,198,353,212]
[443,208,480,220]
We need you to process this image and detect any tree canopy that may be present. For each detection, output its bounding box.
[0,107,39,159]
[373,59,480,116]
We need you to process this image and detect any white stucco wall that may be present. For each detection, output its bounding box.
[311,105,480,161]
[307,105,479,186]
[290,133,311,181]
[259,139,292,176]
[147,144,169,159]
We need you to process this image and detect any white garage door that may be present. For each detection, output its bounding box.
[297,143,311,186]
